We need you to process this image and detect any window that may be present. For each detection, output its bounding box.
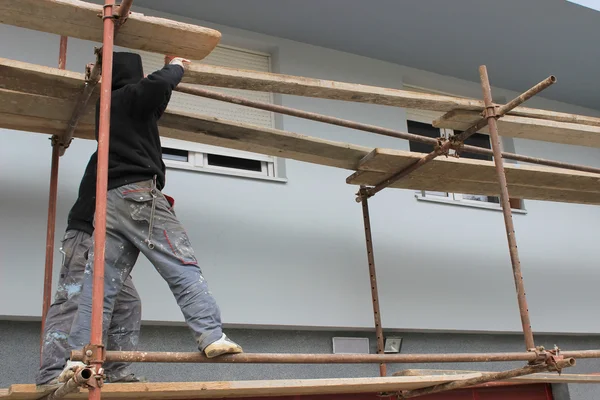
[160,139,282,182]
[116,44,286,182]
[405,99,524,212]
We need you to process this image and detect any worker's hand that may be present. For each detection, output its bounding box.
[164,55,191,68]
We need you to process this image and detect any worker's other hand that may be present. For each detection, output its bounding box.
[164,55,191,68]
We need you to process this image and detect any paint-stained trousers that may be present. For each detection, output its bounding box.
[68,179,223,356]
[37,230,141,385]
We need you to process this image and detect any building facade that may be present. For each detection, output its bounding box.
[1,2,599,399]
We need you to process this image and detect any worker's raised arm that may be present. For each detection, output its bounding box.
[130,56,190,115]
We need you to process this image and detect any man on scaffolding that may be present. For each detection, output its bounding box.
[58,52,243,380]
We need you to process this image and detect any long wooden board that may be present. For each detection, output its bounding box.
[182,63,600,131]
[1,375,482,400]
[433,109,600,148]
[0,89,369,171]
[394,369,600,384]
[0,0,221,60]
[346,148,600,205]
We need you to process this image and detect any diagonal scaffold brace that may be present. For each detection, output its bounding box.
[399,357,575,398]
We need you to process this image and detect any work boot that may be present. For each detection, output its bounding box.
[203,334,243,358]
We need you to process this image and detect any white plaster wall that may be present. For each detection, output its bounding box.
[1,8,599,334]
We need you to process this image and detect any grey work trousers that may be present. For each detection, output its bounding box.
[68,179,223,356]
[36,230,141,385]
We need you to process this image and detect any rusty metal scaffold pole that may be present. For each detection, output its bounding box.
[86,1,118,399]
[40,35,69,358]
[72,348,600,364]
[479,66,535,351]
[359,187,386,377]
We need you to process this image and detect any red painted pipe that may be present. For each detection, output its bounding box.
[58,36,68,70]
[40,35,68,362]
[88,1,116,399]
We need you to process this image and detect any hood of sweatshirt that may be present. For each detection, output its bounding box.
[111,52,144,90]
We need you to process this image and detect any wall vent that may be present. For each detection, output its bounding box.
[332,337,370,354]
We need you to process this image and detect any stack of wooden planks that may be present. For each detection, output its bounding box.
[1,57,600,205]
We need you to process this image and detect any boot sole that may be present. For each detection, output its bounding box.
[204,346,243,359]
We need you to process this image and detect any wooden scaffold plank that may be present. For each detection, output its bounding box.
[0,0,221,60]
[395,369,600,384]
[346,148,600,205]
[0,88,369,170]
[0,374,483,400]
[433,109,600,148]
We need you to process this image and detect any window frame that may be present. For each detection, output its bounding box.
[404,101,526,214]
[161,138,287,183]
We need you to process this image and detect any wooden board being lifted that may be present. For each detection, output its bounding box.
[0,375,482,400]
[0,0,221,60]
[433,109,600,148]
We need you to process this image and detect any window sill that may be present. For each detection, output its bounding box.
[165,162,288,183]
[415,194,527,214]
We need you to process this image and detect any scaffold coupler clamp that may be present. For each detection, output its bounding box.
[50,135,60,148]
[545,345,565,374]
[528,345,547,365]
[448,137,464,158]
[85,63,95,82]
[481,104,500,119]
[82,343,106,387]
[356,185,373,202]
[435,137,450,158]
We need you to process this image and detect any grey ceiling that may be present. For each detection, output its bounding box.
[128,0,599,111]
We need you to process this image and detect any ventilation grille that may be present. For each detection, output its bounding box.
[332,337,370,354]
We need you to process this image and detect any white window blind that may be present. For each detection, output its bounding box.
[135,46,274,129]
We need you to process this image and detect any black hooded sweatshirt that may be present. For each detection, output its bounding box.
[66,52,184,235]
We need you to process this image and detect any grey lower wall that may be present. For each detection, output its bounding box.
[1,321,600,399]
